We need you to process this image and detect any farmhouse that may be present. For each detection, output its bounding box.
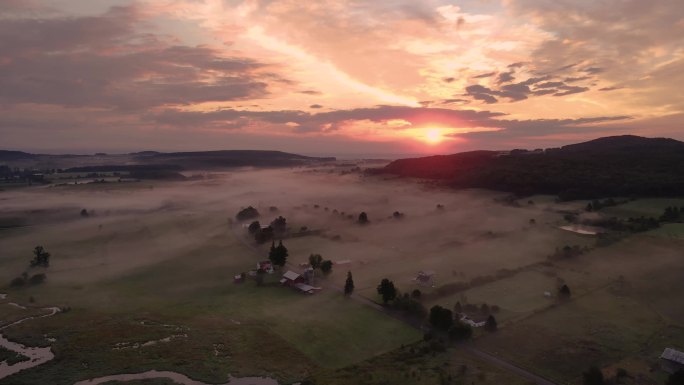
[460,315,486,328]
[413,271,436,287]
[661,348,684,373]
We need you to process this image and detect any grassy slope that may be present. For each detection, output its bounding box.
[0,213,419,384]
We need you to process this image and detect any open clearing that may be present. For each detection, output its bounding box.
[1,168,684,384]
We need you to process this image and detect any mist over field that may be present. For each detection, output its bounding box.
[1,159,684,385]
[0,167,579,287]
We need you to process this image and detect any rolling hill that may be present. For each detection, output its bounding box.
[377,135,684,199]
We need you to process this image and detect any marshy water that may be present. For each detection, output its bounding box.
[0,295,59,380]
[0,294,282,384]
[72,370,281,385]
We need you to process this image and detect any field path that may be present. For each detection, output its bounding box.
[464,346,558,385]
[229,222,561,385]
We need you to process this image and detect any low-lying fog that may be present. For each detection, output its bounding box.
[0,166,586,295]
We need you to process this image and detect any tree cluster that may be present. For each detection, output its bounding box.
[30,246,50,267]
[549,245,588,259]
[448,321,473,341]
[10,272,46,287]
[308,254,333,276]
[236,206,260,221]
[392,293,427,319]
[270,216,287,235]
[585,198,619,212]
[429,305,453,331]
[268,241,288,267]
[661,206,684,222]
[377,278,397,304]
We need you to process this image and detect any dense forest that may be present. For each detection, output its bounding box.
[377,136,684,199]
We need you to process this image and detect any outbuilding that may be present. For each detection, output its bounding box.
[661,348,684,373]
[280,270,306,286]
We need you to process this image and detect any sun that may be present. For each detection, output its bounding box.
[424,128,443,144]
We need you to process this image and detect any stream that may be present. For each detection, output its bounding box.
[0,295,60,380]
[73,370,280,385]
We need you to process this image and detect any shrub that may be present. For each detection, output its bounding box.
[29,273,46,285]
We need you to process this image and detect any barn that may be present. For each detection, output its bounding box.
[280,270,306,286]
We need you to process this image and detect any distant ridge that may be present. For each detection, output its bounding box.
[0,149,335,171]
[138,149,334,169]
[378,135,684,199]
[0,150,35,161]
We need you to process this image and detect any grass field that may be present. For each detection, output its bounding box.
[475,287,668,384]
[2,169,684,384]
[309,342,536,385]
[601,198,684,219]
[470,231,684,384]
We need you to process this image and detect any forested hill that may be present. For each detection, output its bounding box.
[136,150,335,168]
[0,150,35,161]
[377,135,684,199]
[0,149,335,170]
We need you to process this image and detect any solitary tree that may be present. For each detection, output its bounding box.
[344,271,354,296]
[320,260,333,274]
[269,241,288,267]
[484,315,498,332]
[358,212,369,224]
[30,246,50,268]
[377,278,397,304]
[583,366,604,385]
[559,284,572,300]
[429,305,454,331]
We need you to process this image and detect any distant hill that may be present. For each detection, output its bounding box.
[0,150,35,161]
[0,149,335,172]
[377,135,684,199]
[140,150,334,169]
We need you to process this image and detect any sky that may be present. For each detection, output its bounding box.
[1,0,683,155]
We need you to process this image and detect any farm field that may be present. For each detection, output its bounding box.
[1,167,684,384]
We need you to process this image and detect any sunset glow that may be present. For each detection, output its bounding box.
[0,1,682,154]
[424,128,446,145]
